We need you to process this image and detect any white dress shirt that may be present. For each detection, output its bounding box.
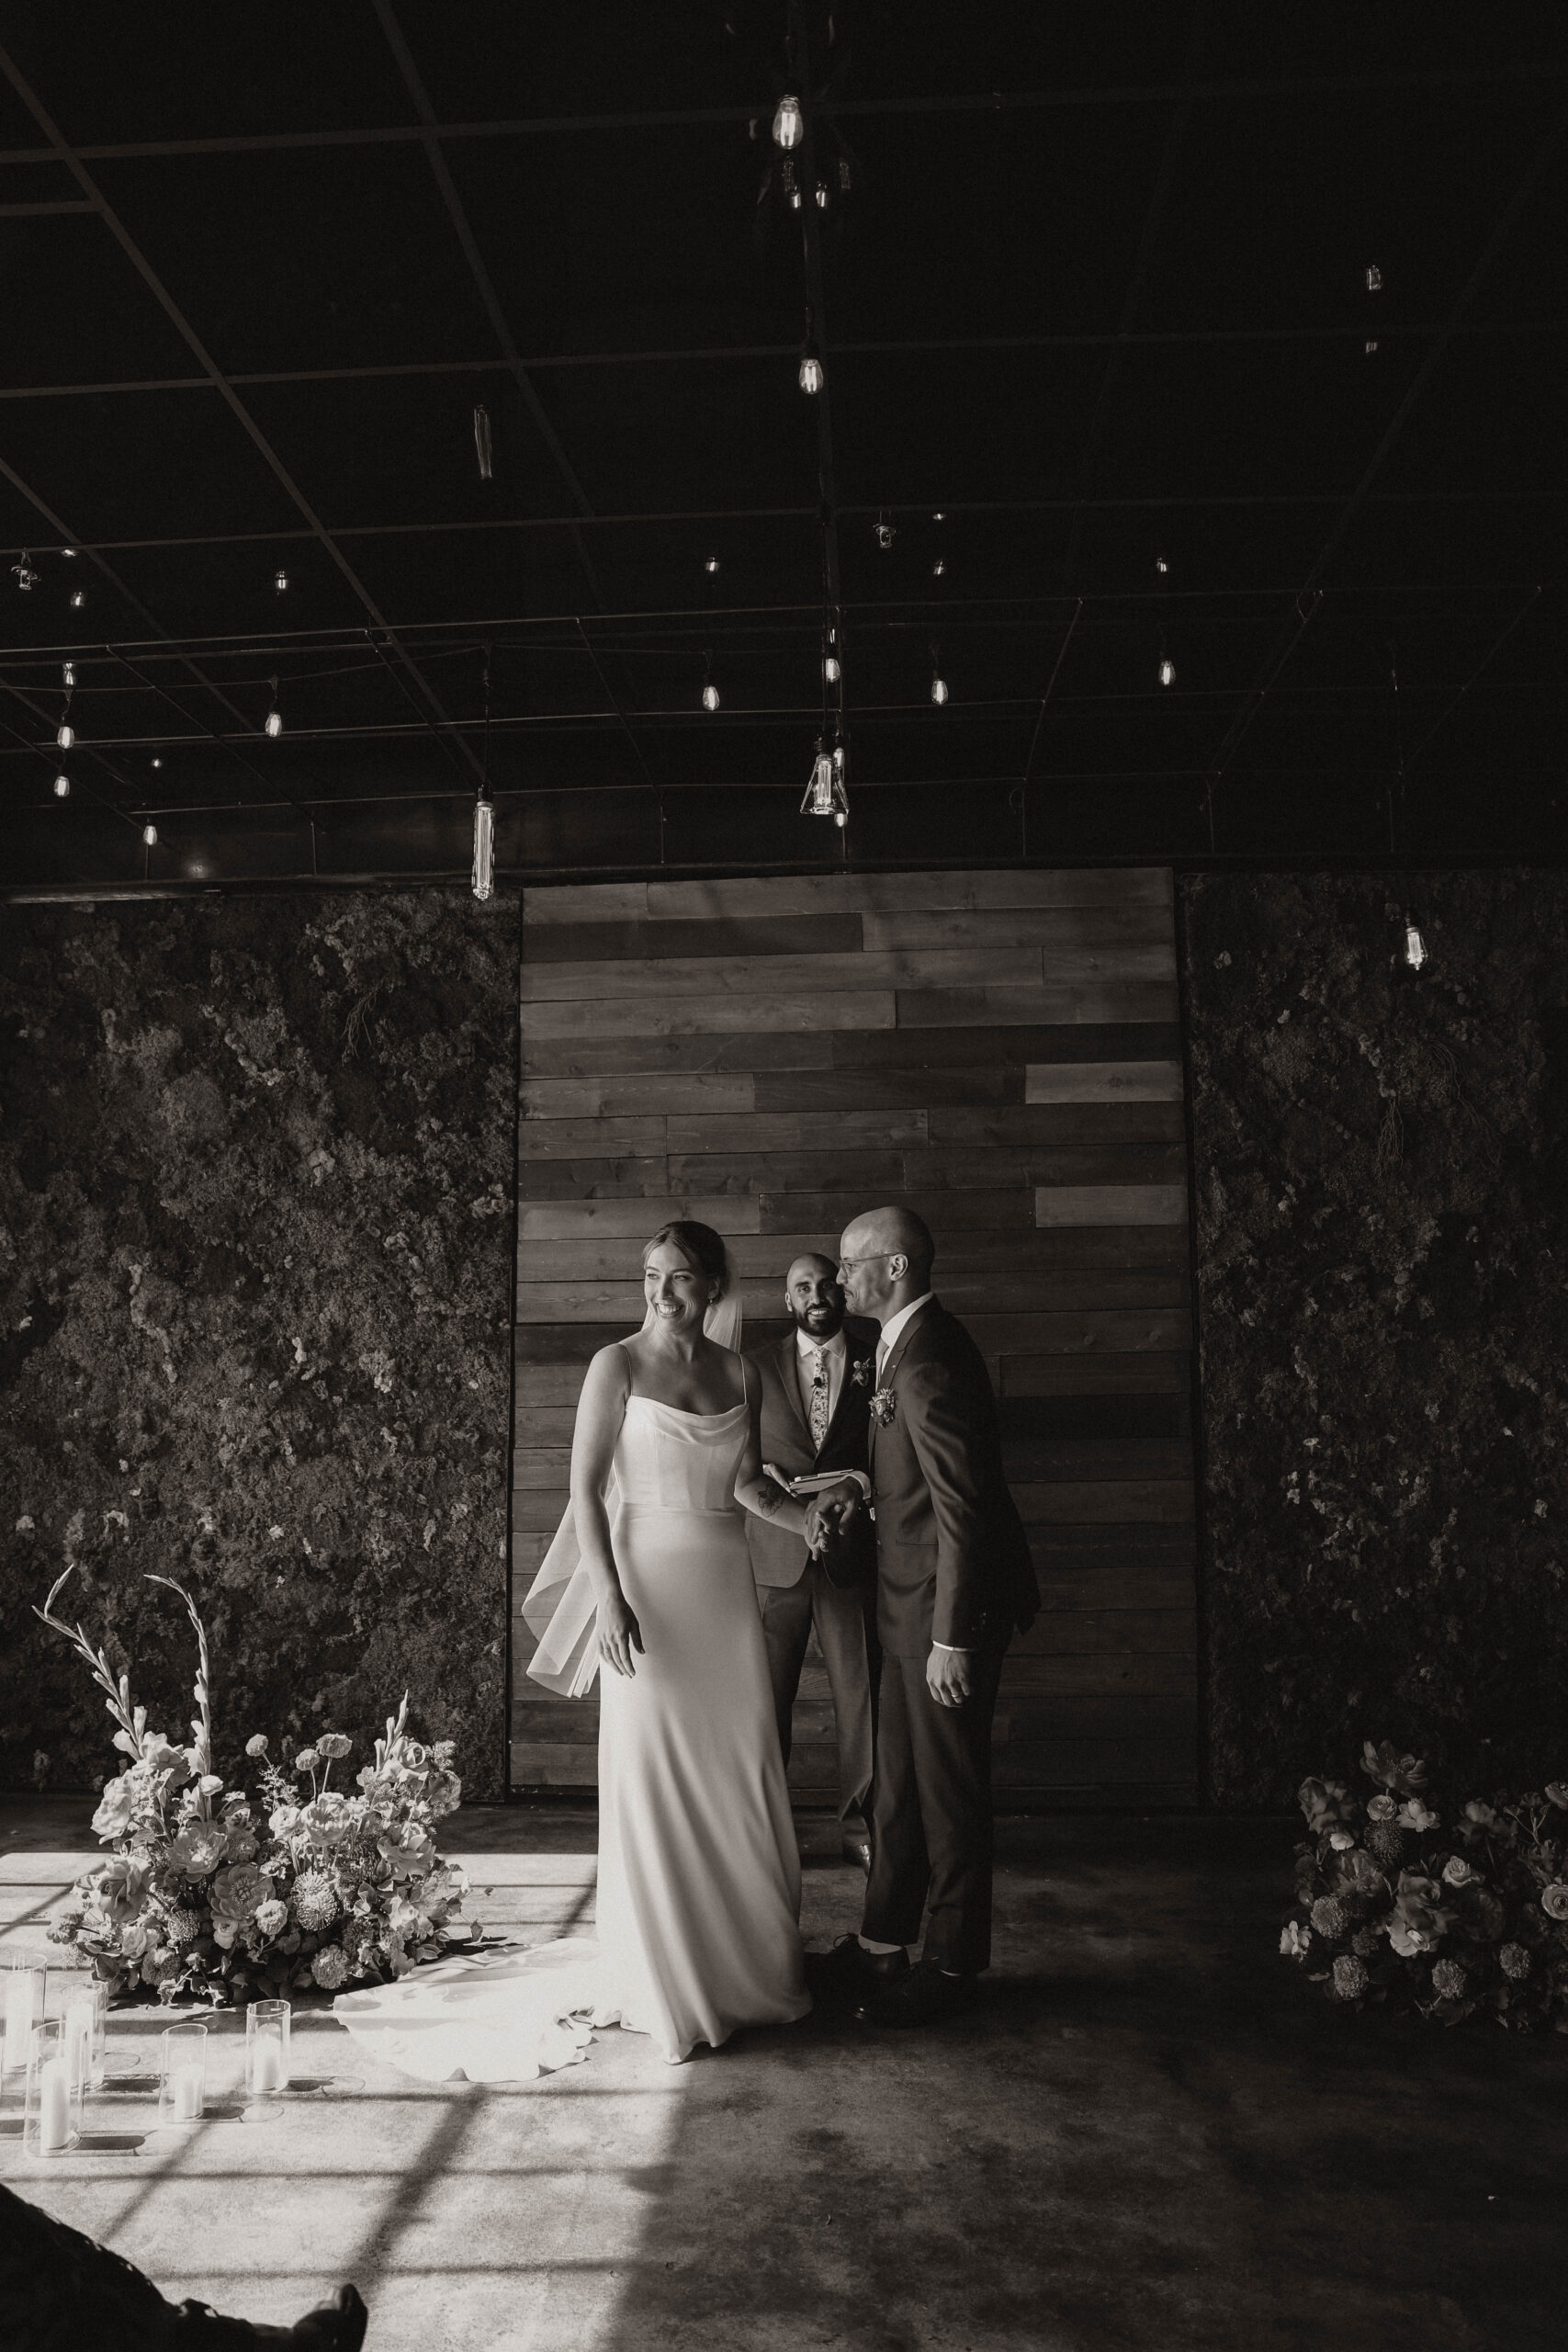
[795,1323,847,1437]
[875,1291,934,1378]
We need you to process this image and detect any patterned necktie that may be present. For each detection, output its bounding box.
[809,1347,829,1452]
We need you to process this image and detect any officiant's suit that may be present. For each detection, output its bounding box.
[747,1324,879,1826]
[862,1298,1038,1974]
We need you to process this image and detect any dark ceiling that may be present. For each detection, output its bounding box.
[2,2,1566,894]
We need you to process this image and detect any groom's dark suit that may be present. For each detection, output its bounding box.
[860,1298,1038,1973]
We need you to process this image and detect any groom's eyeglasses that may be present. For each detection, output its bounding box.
[836,1251,894,1272]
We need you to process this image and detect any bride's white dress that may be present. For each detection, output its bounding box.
[333,1393,810,2074]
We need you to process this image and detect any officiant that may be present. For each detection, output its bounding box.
[747,1254,880,1868]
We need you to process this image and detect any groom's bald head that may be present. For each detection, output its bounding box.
[836,1205,934,1322]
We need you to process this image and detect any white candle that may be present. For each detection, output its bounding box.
[173,2060,204,2120]
[251,2036,282,2093]
[4,1973,33,2071]
[64,2007,93,2091]
[38,2055,71,2153]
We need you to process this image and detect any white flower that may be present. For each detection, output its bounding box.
[1396,1799,1438,1833]
[1280,1921,1312,1958]
[1328,1829,1355,1851]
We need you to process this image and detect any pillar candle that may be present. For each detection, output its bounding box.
[173,2061,204,2120]
[38,2055,71,2153]
[251,2036,282,2094]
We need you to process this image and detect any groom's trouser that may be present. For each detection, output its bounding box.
[861,1634,1009,1974]
[757,1564,877,1823]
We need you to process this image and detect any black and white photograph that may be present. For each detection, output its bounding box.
[3,6,1567,2347]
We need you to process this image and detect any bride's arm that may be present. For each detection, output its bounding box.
[731,1357,814,1543]
[570,1346,642,1678]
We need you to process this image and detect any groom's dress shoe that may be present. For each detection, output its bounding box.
[806,1935,908,2007]
[853,1959,978,2030]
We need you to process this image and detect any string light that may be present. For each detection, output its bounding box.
[1156,556,1168,574]
[471,795,494,902]
[151,756,163,769]
[62,662,74,686]
[815,183,829,209]
[141,822,158,847]
[53,772,69,798]
[773,93,804,149]
[702,682,720,712]
[824,652,840,684]
[12,552,39,592]
[705,556,721,575]
[802,736,849,822]
[798,342,824,396]
[70,590,85,609]
[60,547,76,559]
[1366,264,1382,292]
[931,557,945,577]
[1404,923,1427,969]
[274,569,288,593]
[930,664,949,707]
[473,403,493,480]
[1158,657,1175,688]
[874,514,896,549]
[264,677,283,738]
[931,511,945,523]
[57,720,74,750]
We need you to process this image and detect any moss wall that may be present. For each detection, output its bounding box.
[0,889,518,1801]
[1181,872,1568,1807]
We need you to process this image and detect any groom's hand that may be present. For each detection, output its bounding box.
[926,1645,975,1709]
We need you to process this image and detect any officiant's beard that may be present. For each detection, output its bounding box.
[790,1294,845,1342]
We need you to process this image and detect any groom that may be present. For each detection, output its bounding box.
[806,1207,1038,2028]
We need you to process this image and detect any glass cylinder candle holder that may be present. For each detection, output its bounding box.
[24,2018,82,2157]
[60,1978,107,2094]
[243,1999,290,2121]
[4,1962,45,2088]
[157,2022,208,2127]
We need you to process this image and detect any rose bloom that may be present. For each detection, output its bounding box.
[1366,1794,1396,1822]
[94,1853,150,1925]
[209,1861,270,1921]
[1541,1883,1568,1921]
[1462,1800,1497,1828]
[1441,1856,1477,1887]
[1328,1830,1356,1852]
[91,1773,139,1840]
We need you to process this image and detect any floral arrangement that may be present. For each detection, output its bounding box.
[1282,1738,1568,2029]
[38,1568,470,2006]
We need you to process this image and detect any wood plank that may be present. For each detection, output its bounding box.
[1007,1691,1196,1737]
[513,1364,589,1407]
[926,1102,1186,1144]
[757,1189,1034,1234]
[513,1321,792,1364]
[999,1609,1195,1656]
[897,983,1179,1029]
[669,1150,909,1194]
[510,1745,600,1783]
[520,1197,763,1240]
[1009,1479,1194,1524]
[833,1023,1181,1069]
[518,1158,671,1201]
[1028,1520,1196,1563]
[1002,1389,1191,1439]
[913,1143,1186,1186]
[1023,1568,1198,1618]
[1036,1183,1188,1227]
[1001,1352,1188,1396]
[511,1487,570,1531]
[520,948,1041,1002]
[524,913,864,964]
[1039,944,1176,985]
[512,1406,579,1445]
[644,869,1171,920]
[861,905,1173,952]
[517,1233,842,1282]
[512,1448,572,1486]
[668,1109,928,1155]
[964,1309,1190,1355]
[518,1116,666,1160]
[1003,1436,1190,1480]
[753,1068,1021,1112]
[996,1655,1197,1699]
[992,1740,1195,1783]
[936,1272,1190,1316]
[1027,1059,1183,1104]
[510,1702,601,1739]
[524,992,897,1038]
[524,882,650,923]
[523,1032,837,1078]
[516,1278,795,1325]
[522,1075,754,1119]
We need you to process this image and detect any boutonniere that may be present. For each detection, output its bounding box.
[869,1387,897,1428]
[850,1357,874,1390]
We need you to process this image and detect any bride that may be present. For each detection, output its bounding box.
[334,1220,817,2075]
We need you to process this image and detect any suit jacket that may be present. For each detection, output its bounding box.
[746,1324,877,1589]
[868,1298,1039,1657]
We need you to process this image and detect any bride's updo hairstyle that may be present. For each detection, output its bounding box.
[643,1218,730,1299]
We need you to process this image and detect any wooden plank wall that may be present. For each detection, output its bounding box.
[511,868,1199,1806]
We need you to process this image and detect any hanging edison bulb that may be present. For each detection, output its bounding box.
[70,590,85,609]
[930,655,948,707]
[265,707,282,738]
[57,721,74,750]
[62,661,74,686]
[931,557,945,577]
[705,556,721,575]
[802,740,835,816]
[824,653,840,684]
[1404,923,1427,969]
[702,683,720,712]
[874,515,895,549]
[471,796,494,902]
[274,569,288,594]
[798,344,824,395]
[53,772,70,798]
[1158,657,1175,688]
[773,92,804,149]
[815,183,829,209]
[141,822,158,847]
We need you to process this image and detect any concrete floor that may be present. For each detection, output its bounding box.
[3,1799,1564,2352]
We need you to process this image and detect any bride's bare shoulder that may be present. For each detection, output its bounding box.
[579,1340,634,1402]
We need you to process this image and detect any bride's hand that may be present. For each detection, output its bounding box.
[598,1589,644,1679]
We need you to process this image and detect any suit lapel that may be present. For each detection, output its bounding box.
[776,1333,810,1442]
[869,1301,939,1466]
[820,1337,874,1456]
